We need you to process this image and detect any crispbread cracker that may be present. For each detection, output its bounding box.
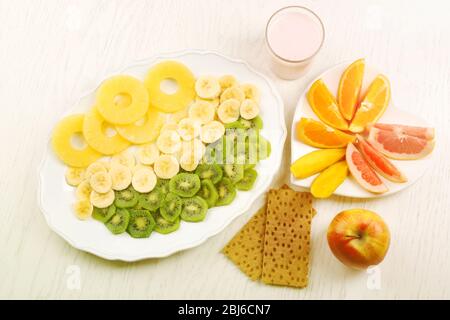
[222,206,267,280]
[261,189,313,288]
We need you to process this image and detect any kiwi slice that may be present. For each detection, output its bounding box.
[105,208,130,234]
[196,179,219,208]
[224,120,245,129]
[238,116,263,130]
[169,173,201,198]
[127,209,155,238]
[160,192,182,222]
[258,136,272,160]
[92,204,116,223]
[216,178,237,206]
[154,212,180,234]
[236,168,258,191]
[223,164,244,184]
[139,188,165,211]
[195,164,223,184]
[180,196,208,222]
[155,179,170,195]
[114,186,139,208]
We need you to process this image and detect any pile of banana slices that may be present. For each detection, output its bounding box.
[66,73,262,220]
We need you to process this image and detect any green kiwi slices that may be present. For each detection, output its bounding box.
[236,168,258,191]
[114,186,139,208]
[215,178,237,206]
[195,164,223,184]
[127,209,155,238]
[105,208,130,234]
[92,204,116,223]
[196,179,219,208]
[181,196,208,222]
[169,173,201,198]
[160,192,183,222]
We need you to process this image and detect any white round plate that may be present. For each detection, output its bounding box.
[38,50,286,261]
[290,61,433,198]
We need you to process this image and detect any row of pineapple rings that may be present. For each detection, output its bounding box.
[52,60,261,169]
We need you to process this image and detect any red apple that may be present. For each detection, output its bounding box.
[327,209,390,269]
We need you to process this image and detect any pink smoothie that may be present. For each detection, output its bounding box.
[267,10,323,62]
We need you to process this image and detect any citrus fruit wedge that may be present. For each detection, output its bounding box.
[291,148,346,179]
[307,79,348,131]
[346,143,388,194]
[355,135,407,183]
[296,118,355,148]
[349,74,390,133]
[370,123,435,140]
[338,58,365,120]
[311,160,348,198]
[368,127,435,160]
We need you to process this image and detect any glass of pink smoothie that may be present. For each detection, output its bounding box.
[265,6,325,80]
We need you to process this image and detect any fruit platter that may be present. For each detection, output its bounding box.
[38,51,286,260]
[291,59,435,198]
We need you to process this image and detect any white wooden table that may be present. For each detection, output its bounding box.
[1,0,449,299]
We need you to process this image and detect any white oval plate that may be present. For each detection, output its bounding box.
[38,50,286,261]
[290,61,433,198]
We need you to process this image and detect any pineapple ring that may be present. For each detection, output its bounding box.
[144,61,196,113]
[96,75,149,125]
[52,114,102,167]
[116,107,164,144]
[83,108,130,155]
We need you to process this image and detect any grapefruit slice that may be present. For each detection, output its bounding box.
[307,79,348,131]
[368,127,435,160]
[355,135,407,183]
[349,74,390,133]
[338,59,365,120]
[296,118,355,148]
[371,123,435,140]
[346,143,388,194]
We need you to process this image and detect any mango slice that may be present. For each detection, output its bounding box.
[311,160,348,198]
[290,149,346,179]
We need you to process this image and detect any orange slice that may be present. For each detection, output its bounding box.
[338,59,365,120]
[307,79,348,131]
[349,74,390,133]
[296,118,355,148]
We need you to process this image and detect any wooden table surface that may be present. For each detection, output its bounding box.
[1,0,449,299]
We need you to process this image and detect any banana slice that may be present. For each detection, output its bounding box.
[154,154,179,179]
[90,189,115,208]
[240,84,261,103]
[195,76,221,99]
[156,130,182,154]
[76,180,93,201]
[219,75,238,90]
[182,138,206,161]
[132,167,157,193]
[240,99,260,120]
[220,86,245,103]
[73,200,93,220]
[179,151,200,172]
[189,100,216,124]
[177,118,201,141]
[90,171,112,193]
[200,121,225,144]
[111,151,136,169]
[136,143,159,165]
[97,161,111,172]
[85,162,107,181]
[217,99,240,123]
[65,167,86,186]
[109,164,132,191]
